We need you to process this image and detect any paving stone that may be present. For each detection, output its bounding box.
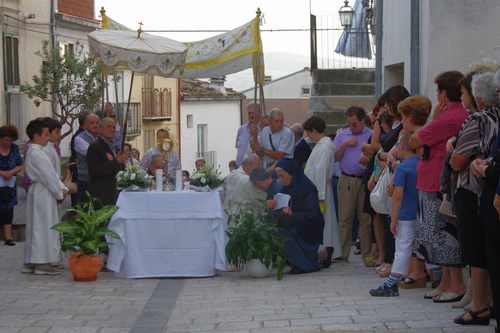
[1,199,492,333]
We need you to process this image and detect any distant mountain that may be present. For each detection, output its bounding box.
[225,52,310,92]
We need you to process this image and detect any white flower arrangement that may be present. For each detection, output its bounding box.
[116,164,154,190]
[190,165,223,189]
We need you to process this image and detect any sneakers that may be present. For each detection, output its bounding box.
[353,240,361,255]
[4,239,15,246]
[52,263,65,269]
[22,263,35,273]
[34,264,61,275]
[370,284,399,297]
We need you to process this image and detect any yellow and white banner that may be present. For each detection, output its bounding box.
[97,13,264,82]
[178,17,264,82]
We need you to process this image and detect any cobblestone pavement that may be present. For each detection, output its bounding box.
[0,188,495,332]
[0,242,496,333]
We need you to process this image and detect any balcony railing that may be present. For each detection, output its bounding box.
[311,14,375,70]
[142,87,172,120]
[115,102,141,137]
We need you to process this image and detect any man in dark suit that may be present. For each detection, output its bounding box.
[87,117,125,206]
[290,123,311,169]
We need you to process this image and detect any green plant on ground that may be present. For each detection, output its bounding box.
[52,194,119,256]
[225,199,286,280]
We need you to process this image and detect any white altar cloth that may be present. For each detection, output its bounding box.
[106,191,228,278]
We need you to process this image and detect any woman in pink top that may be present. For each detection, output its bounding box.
[409,71,469,303]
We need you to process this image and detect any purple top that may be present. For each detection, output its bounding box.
[333,126,372,175]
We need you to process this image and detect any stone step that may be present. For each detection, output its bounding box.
[309,95,376,135]
[309,95,375,113]
[312,68,375,84]
[312,82,375,96]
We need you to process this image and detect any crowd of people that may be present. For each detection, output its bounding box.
[1,65,500,331]
[226,67,500,331]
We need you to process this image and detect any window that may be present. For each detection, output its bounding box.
[187,114,193,128]
[59,42,75,56]
[301,87,311,95]
[197,124,207,155]
[4,34,20,87]
[65,43,74,56]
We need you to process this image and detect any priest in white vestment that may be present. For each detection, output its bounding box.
[303,116,341,267]
[23,120,68,275]
[223,154,265,216]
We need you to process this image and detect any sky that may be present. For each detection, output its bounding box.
[94,0,347,90]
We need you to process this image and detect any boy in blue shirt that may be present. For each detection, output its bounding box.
[370,131,419,297]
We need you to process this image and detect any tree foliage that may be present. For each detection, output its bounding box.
[20,40,103,139]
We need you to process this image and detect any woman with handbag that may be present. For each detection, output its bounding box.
[0,125,23,246]
[367,85,410,276]
[272,158,324,274]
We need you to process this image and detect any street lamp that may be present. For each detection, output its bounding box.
[338,0,355,29]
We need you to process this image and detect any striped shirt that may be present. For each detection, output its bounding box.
[454,105,500,193]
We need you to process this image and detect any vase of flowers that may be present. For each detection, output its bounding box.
[116,164,154,191]
[189,165,223,191]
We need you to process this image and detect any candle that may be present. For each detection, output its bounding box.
[175,170,182,192]
[155,169,163,191]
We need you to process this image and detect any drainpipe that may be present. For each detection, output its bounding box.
[410,0,420,94]
[177,78,181,160]
[374,0,383,97]
[50,0,57,117]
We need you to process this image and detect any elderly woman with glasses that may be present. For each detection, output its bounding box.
[450,71,500,326]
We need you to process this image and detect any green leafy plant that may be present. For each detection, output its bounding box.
[225,200,286,280]
[20,40,103,140]
[52,194,119,256]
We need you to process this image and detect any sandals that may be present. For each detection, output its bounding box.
[454,307,491,326]
[376,263,392,277]
[424,288,443,299]
[432,291,465,303]
[363,254,379,267]
[398,277,426,289]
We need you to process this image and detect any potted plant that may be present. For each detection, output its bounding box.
[225,200,286,280]
[52,194,119,281]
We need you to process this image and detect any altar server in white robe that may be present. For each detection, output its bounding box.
[41,117,63,178]
[23,119,68,275]
[223,154,265,216]
[303,115,341,268]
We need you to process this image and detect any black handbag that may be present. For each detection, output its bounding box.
[0,186,13,203]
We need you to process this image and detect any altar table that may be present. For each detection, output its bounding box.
[106,191,228,278]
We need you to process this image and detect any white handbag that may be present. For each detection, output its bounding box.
[370,166,392,214]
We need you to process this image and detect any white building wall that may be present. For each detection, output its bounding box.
[180,100,240,177]
[244,70,311,99]
[382,0,500,108]
[421,0,500,101]
[1,1,51,130]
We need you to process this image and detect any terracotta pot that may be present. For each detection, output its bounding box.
[69,253,104,281]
